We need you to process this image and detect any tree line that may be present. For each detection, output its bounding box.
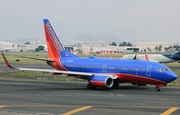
[109,41,180,52]
[109,41,133,46]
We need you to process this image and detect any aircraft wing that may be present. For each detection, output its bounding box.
[1,53,117,79]
[150,60,160,63]
[15,55,54,62]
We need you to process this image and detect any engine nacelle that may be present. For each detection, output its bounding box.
[90,76,113,88]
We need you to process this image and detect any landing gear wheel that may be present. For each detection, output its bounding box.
[154,87,160,92]
[87,84,96,90]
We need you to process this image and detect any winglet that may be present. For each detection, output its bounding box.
[1,53,15,69]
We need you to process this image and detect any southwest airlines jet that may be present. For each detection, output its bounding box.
[1,19,178,92]
[122,52,180,63]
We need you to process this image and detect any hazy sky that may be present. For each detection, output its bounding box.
[0,0,180,43]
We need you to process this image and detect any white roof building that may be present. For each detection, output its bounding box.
[0,41,13,49]
[136,42,170,52]
[0,41,46,52]
[0,41,13,52]
[80,43,137,54]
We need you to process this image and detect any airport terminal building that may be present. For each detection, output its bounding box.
[136,42,170,52]
[79,43,139,54]
[0,41,47,52]
[0,41,173,54]
[0,41,13,52]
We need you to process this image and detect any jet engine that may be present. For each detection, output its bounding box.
[89,76,113,88]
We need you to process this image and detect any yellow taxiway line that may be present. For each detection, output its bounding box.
[61,106,92,115]
[161,107,179,115]
[0,106,5,108]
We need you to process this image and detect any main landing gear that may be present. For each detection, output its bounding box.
[87,83,96,90]
[111,80,119,89]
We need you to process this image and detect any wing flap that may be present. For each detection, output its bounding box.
[18,68,116,79]
[18,68,93,76]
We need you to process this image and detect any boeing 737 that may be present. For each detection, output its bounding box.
[122,52,180,63]
[1,19,178,92]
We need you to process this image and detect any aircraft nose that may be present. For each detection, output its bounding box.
[168,72,178,82]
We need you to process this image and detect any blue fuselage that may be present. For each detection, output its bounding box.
[162,53,180,62]
[59,56,177,84]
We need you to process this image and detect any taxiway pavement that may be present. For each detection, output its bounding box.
[0,79,180,115]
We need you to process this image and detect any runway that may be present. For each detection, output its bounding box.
[0,79,180,115]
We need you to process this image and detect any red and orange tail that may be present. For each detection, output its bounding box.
[145,52,149,61]
[43,19,78,60]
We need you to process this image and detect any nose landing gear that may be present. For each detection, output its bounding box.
[154,87,160,92]
[154,84,166,92]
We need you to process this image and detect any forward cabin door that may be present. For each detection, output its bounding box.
[102,65,107,72]
[146,65,152,76]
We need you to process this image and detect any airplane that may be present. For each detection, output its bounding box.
[1,19,178,92]
[133,52,149,61]
[122,51,180,63]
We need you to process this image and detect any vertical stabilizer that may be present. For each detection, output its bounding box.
[43,19,78,59]
[145,52,149,61]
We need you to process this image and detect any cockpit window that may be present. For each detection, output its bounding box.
[157,68,170,72]
[164,68,170,71]
[158,68,163,72]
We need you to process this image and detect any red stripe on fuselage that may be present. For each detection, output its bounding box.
[114,73,166,84]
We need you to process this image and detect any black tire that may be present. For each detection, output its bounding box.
[154,87,160,92]
[112,81,119,89]
[87,84,96,90]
